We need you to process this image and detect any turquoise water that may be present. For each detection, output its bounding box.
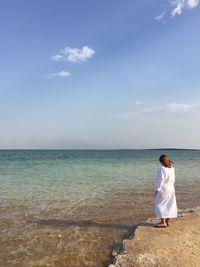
[0,149,200,267]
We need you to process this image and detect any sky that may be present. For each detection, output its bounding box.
[0,0,200,149]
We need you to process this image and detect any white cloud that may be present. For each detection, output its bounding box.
[135,101,142,106]
[115,101,200,148]
[171,0,199,17]
[165,102,196,111]
[51,46,95,63]
[46,70,71,79]
[187,0,199,8]
[49,46,95,79]
[171,0,185,16]
[155,11,166,21]
[61,46,95,63]
[155,0,199,20]
[51,54,65,61]
[118,102,200,119]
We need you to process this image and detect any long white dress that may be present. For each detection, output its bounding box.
[154,165,177,219]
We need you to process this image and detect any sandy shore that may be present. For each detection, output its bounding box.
[109,207,200,267]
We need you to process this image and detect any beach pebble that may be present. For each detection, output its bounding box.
[112,249,118,257]
[73,226,80,231]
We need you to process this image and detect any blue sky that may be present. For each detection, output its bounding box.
[0,0,200,149]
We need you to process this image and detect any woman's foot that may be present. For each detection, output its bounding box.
[154,222,167,228]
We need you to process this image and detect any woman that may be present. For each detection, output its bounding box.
[154,154,177,228]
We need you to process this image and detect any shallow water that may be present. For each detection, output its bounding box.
[0,149,200,267]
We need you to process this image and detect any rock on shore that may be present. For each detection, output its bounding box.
[110,207,200,267]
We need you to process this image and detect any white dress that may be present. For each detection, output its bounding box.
[154,165,177,219]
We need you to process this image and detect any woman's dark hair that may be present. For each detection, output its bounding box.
[159,154,173,168]
[159,154,167,163]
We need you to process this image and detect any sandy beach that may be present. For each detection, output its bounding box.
[110,207,200,267]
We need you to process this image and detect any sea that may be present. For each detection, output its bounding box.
[0,149,200,267]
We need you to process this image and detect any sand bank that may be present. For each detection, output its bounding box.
[110,207,200,267]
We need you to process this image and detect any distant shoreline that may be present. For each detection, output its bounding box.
[0,148,199,151]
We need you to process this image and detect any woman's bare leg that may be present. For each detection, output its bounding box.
[166,218,171,226]
[161,218,166,225]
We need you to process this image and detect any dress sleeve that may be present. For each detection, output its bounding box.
[154,167,165,191]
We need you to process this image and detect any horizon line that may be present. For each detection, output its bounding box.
[0,148,199,151]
